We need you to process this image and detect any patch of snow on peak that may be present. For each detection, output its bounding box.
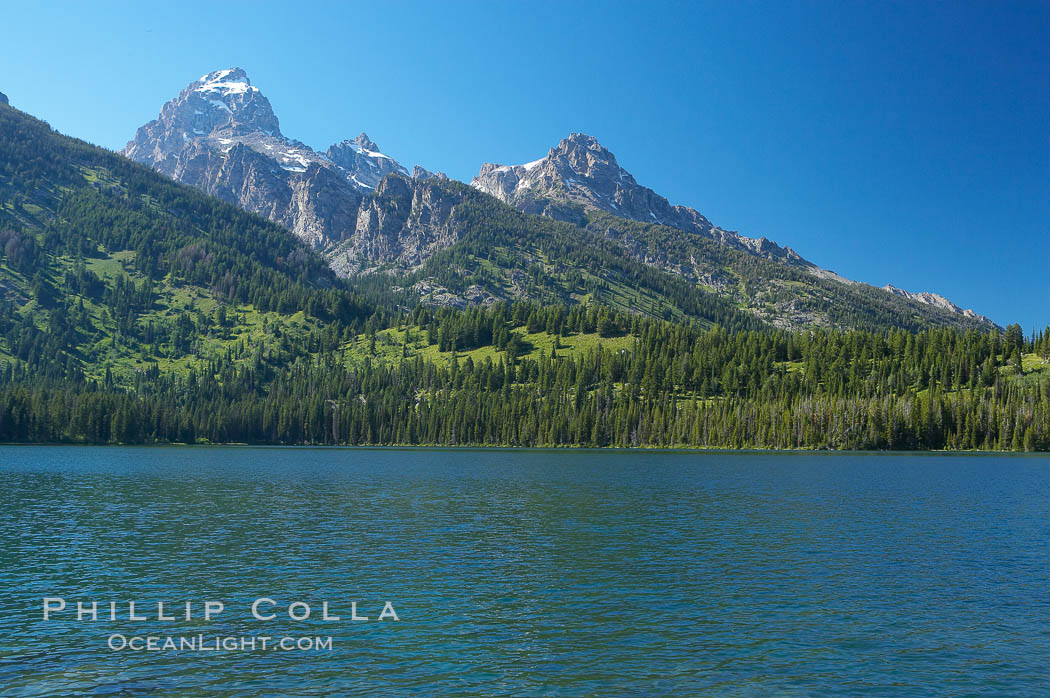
[195,71,257,96]
[520,157,544,171]
[208,99,232,114]
[199,69,234,82]
[350,174,374,189]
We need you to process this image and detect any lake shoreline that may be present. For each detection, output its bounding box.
[0,441,1044,455]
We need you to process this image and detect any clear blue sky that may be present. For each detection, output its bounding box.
[3,1,1047,331]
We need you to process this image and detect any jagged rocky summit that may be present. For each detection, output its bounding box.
[0,91,8,106]
[123,68,435,248]
[471,133,802,262]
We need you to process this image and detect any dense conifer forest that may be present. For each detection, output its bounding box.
[2,297,1048,449]
[1,101,1047,450]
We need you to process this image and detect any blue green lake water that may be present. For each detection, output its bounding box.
[1,447,1049,695]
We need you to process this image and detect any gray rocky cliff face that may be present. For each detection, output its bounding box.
[471,133,803,263]
[123,69,414,249]
[0,92,8,106]
[325,177,467,276]
[173,141,293,221]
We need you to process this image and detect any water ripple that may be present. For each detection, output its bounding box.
[0,447,1048,695]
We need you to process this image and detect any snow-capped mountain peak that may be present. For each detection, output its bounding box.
[348,132,379,154]
[326,134,409,189]
[126,67,439,197]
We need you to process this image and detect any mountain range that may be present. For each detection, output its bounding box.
[120,68,992,331]
[1,78,1046,451]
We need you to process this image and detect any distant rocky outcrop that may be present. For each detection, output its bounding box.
[412,164,448,181]
[882,284,988,323]
[0,92,8,106]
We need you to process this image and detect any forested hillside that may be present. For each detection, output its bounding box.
[0,101,378,385]
[1,101,1047,450]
